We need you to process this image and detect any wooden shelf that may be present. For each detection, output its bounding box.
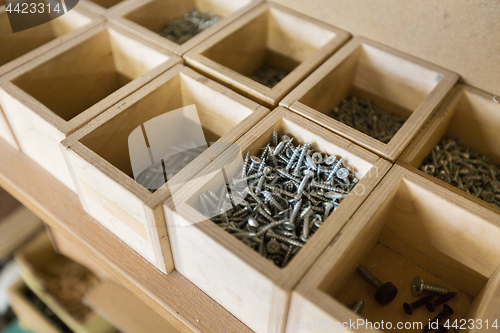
[0,138,252,333]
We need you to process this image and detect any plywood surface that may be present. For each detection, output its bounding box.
[272,0,500,96]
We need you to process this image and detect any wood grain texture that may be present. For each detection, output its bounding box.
[184,2,350,107]
[107,0,262,56]
[286,165,500,333]
[281,36,459,162]
[63,64,269,273]
[0,138,253,333]
[79,0,141,16]
[272,0,500,97]
[398,84,500,216]
[164,107,390,333]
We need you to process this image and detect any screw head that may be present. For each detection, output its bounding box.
[403,302,413,314]
[247,217,259,228]
[266,240,281,254]
[250,156,261,164]
[312,152,323,164]
[336,168,349,179]
[303,170,314,178]
[412,276,425,296]
[280,135,291,142]
[324,156,336,165]
[375,282,398,305]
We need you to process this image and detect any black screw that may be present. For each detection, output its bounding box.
[423,305,454,333]
[426,292,457,312]
[403,294,436,314]
[357,266,398,305]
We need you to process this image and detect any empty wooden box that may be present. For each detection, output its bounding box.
[0,4,100,77]
[399,84,500,214]
[0,22,181,192]
[184,2,350,107]
[163,107,390,333]
[281,36,459,162]
[62,64,269,273]
[15,232,114,333]
[286,165,500,333]
[108,0,263,56]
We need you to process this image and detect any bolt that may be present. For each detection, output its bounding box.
[357,266,398,305]
[412,276,448,296]
[350,300,364,315]
[403,294,436,314]
[425,292,457,312]
[423,305,454,333]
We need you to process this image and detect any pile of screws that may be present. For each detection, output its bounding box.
[420,138,500,208]
[39,258,98,321]
[157,10,221,45]
[249,65,289,88]
[198,131,358,268]
[329,96,407,143]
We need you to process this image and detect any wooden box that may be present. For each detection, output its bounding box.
[62,64,269,273]
[280,36,459,162]
[8,280,69,333]
[0,5,100,78]
[163,107,391,333]
[399,84,500,214]
[0,188,42,261]
[184,2,350,107]
[107,0,263,56]
[14,232,114,333]
[0,22,181,192]
[286,165,500,333]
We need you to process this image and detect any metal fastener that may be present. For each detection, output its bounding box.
[412,276,448,296]
[357,266,398,305]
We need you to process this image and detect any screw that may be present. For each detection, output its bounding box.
[350,300,364,314]
[403,294,436,314]
[412,276,448,296]
[296,170,314,198]
[423,305,454,333]
[357,266,398,305]
[426,292,457,312]
[266,239,280,254]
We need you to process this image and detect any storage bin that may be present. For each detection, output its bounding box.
[285,165,500,333]
[280,36,459,162]
[184,2,350,107]
[62,64,269,273]
[107,0,262,56]
[163,107,390,333]
[0,22,182,192]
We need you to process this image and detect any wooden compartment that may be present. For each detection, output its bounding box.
[8,280,70,333]
[0,188,42,261]
[62,64,269,273]
[163,107,391,333]
[286,165,500,333]
[108,0,262,56]
[184,2,350,107]
[0,5,100,77]
[280,36,459,162]
[14,232,114,333]
[399,84,500,214]
[0,22,181,192]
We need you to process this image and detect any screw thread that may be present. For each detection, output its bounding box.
[432,292,457,306]
[357,266,383,289]
[296,173,313,197]
[411,294,436,308]
[267,231,304,247]
[261,191,284,211]
[350,300,364,314]
[423,283,448,295]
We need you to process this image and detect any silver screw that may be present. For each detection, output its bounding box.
[350,300,364,314]
[412,276,448,296]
